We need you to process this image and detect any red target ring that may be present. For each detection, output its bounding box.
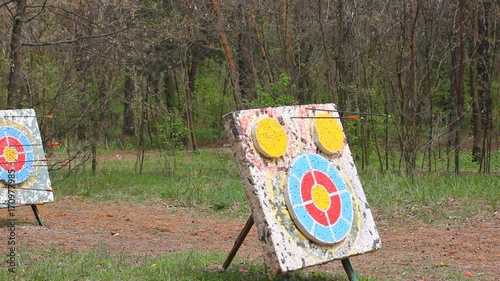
[301,170,342,226]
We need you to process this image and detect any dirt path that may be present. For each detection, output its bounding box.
[2,196,499,280]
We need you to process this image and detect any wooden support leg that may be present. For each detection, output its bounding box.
[341,258,359,281]
[221,215,254,271]
[31,205,44,226]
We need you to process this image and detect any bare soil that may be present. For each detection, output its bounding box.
[2,196,498,280]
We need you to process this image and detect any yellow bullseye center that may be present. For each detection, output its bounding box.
[4,147,18,163]
[312,184,330,211]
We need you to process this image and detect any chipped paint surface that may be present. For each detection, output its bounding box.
[224,104,381,276]
[0,109,53,208]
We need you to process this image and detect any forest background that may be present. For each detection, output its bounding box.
[1,0,499,175]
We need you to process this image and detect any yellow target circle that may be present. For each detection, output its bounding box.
[312,113,345,154]
[312,185,330,211]
[3,147,18,162]
[252,117,288,158]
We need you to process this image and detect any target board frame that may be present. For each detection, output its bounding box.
[0,109,53,208]
[224,104,381,276]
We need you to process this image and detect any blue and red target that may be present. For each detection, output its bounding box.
[0,125,35,184]
[284,153,353,245]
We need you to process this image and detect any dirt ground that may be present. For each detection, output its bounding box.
[2,196,498,280]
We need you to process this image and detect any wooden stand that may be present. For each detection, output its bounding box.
[30,204,44,226]
[341,258,359,281]
[222,215,359,281]
[221,215,254,271]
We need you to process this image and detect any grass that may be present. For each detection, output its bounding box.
[361,170,499,224]
[1,248,377,281]
[51,150,248,215]
[52,149,499,223]
[7,148,498,280]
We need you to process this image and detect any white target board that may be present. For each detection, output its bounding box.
[224,104,381,276]
[0,109,53,208]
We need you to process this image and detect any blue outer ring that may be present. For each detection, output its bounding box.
[0,126,35,184]
[285,153,354,244]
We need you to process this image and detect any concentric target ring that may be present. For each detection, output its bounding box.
[0,125,35,184]
[284,153,353,245]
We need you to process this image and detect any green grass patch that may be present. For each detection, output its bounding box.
[361,170,499,224]
[51,150,248,214]
[7,149,498,280]
[51,149,499,223]
[1,248,378,281]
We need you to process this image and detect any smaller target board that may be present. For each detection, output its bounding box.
[224,104,381,276]
[0,109,53,208]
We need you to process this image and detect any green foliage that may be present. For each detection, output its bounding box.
[247,73,296,108]
[157,112,190,151]
[194,59,231,143]
[195,127,224,144]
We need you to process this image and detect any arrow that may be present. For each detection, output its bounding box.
[1,114,55,119]
[1,142,60,148]
[33,162,69,168]
[1,186,53,192]
[0,158,49,166]
[292,115,361,120]
[306,108,390,118]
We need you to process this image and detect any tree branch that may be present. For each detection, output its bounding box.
[21,0,46,22]
[21,28,128,46]
[0,0,13,9]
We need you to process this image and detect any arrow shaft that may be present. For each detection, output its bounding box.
[1,186,52,192]
[1,115,51,118]
[306,108,388,116]
[1,143,43,147]
[291,116,355,119]
[0,159,48,165]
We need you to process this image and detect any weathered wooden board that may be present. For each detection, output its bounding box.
[0,109,53,208]
[224,104,381,276]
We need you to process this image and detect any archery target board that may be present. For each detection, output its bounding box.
[0,109,53,208]
[224,104,380,276]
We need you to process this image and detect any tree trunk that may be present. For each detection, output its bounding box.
[449,0,466,174]
[406,0,419,174]
[249,4,274,82]
[237,4,255,100]
[335,0,348,110]
[163,69,176,109]
[470,0,482,164]
[123,73,136,136]
[6,0,27,109]
[136,74,149,174]
[281,0,292,73]
[209,0,244,110]
[479,0,495,173]
[317,0,334,102]
[397,0,420,175]
[186,50,199,151]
